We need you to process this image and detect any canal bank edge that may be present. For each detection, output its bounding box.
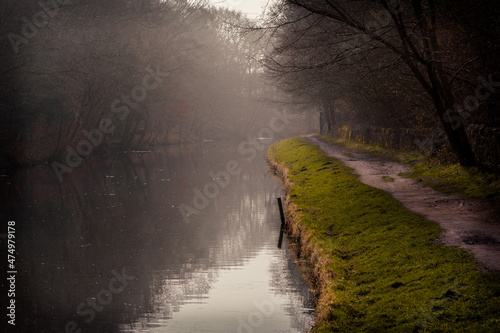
[267,143,337,331]
[267,137,500,332]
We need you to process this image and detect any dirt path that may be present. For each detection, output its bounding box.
[303,135,500,272]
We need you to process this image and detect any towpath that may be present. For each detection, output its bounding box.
[303,135,500,272]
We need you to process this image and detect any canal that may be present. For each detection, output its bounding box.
[1,139,315,332]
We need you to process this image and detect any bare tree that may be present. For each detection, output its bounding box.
[260,0,499,166]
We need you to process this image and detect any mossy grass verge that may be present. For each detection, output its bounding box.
[382,176,395,182]
[268,137,500,332]
[321,136,500,211]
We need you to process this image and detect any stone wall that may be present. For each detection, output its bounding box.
[334,125,424,151]
[467,124,500,172]
[333,124,500,172]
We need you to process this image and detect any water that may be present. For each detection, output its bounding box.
[0,140,315,333]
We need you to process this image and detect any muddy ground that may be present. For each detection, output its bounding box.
[303,135,500,272]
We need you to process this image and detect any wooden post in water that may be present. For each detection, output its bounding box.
[277,197,286,249]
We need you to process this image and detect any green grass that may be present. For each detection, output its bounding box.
[401,163,500,202]
[322,136,500,210]
[382,175,395,182]
[269,137,500,332]
[322,136,421,162]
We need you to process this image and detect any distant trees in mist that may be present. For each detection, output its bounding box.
[0,0,284,167]
[3,0,498,168]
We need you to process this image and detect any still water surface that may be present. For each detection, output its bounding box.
[1,140,314,332]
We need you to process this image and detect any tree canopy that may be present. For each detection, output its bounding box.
[259,0,500,166]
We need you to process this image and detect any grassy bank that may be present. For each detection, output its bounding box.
[268,137,500,332]
[321,136,500,209]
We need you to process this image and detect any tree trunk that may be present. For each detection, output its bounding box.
[322,95,335,134]
[436,106,477,167]
[431,80,477,166]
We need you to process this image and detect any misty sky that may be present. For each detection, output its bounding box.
[209,0,273,18]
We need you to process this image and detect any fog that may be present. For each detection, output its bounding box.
[0,0,311,170]
[0,2,316,332]
[1,0,498,331]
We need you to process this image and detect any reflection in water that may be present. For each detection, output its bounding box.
[0,140,314,332]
